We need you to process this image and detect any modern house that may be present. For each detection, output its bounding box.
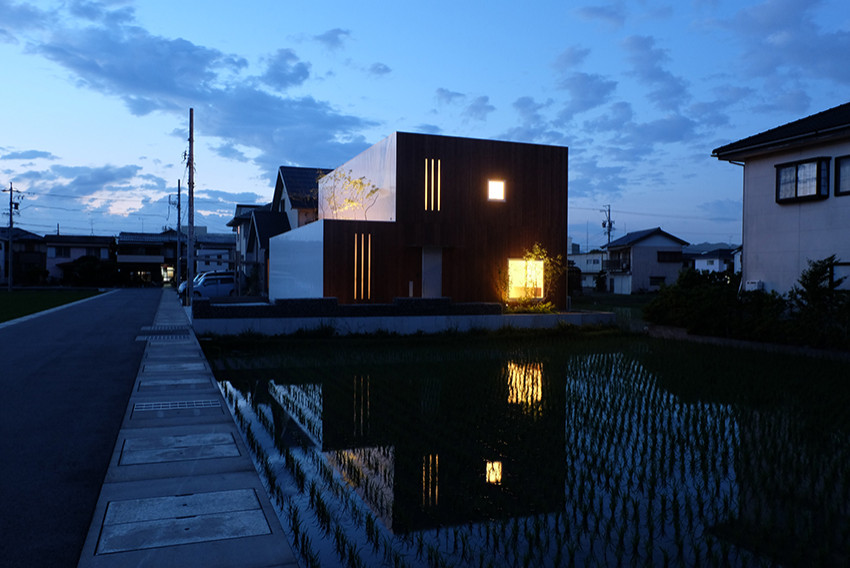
[602,227,688,294]
[712,101,850,293]
[269,132,569,308]
[44,234,114,281]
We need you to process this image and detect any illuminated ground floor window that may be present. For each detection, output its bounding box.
[508,259,544,299]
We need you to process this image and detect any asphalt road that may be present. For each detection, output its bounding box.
[0,289,162,568]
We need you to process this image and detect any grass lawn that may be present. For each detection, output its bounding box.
[0,289,102,323]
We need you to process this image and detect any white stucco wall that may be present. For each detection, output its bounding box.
[269,220,325,301]
[742,140,850,293]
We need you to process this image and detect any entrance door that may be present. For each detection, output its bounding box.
[422,247,442,297]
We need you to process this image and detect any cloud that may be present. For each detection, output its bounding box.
[569,156,629,198]
[314,28,351,50]
[68,0,134,25]
[583,101,635,133]
[575,4,626,27]
[37,25,248,115]
[622,35,689,111]
[1,150,58,160]
[554,45,590,70]
[25,10,374,178]
[261,48,310,90]
[435,87,465,105]
[724,0,850,89]
[558,72,618,119]
[212,143,248,162]
[368,62,391,76]
[464,96,495,121]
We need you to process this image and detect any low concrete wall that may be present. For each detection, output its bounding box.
[192,311,615,336]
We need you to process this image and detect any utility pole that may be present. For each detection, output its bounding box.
[176,179,182,289]
[4,182,22,292]
[186,108,195,306]
[601,204,614,246]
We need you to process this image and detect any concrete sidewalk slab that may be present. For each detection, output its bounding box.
[77,290,297,568]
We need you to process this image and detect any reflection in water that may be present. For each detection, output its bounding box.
[212,342,850,568]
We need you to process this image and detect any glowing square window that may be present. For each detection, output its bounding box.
[508,259,544,299]
[488,180,505,201]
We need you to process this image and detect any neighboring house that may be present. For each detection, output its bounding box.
[44,234,114,281]
[117,228,234,286]
[713,101,850,293]
[226,167,329,296]
[603,227,688,294]
[272,166,332,230]
[0,227,47,286]
[227,203,264,292]
[269,132,569,308]
[683,243,738,274]
[569,250,607,290]
[246,210,291,295]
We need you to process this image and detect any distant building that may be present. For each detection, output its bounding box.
[0,227,46,286]
[603,227,688,294]
[44,234,114,281]
[682,243,738,274]
[713,101,850,293]
[569,250,607,290]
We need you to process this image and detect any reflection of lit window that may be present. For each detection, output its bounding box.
[488,180,505,201]
[508,259,544,299]
[486,461,502,485]
[422,454,439,508]
[507,362,542,405]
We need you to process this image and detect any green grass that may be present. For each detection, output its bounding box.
[571,292,657,330]
[0,289,102,323]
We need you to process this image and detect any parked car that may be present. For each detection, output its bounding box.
[177,271,207,295]
[189,271,235,298]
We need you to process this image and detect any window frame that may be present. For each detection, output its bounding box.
[775,157,830,203]
[836,155,850,196]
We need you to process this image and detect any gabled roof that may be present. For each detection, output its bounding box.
[0,227,43,241]
[712,101,850,161]
[226,203,266,227]
[603,227,688,249]
[247,211,291,252]
[272,166,332,212]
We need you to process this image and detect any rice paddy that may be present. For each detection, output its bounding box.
[204,332,850,567]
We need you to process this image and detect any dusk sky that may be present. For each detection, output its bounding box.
[1,0,848,249]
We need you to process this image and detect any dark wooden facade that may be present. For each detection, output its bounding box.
[320,132,568,308]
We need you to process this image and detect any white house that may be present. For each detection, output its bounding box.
[603,227,688,294]
[713,101,850,293]
[569,250,607,290]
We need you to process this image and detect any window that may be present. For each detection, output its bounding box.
[54,246,71,258]
[507,259,544,300]
[775,158,830,203]
[837,155,850,196]
[353,233,372,301]
[424,158,441,211]
[488,180,505,201]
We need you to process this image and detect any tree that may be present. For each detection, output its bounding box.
[320,169,382,220]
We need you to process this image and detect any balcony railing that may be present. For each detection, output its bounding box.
[603,259,630,272]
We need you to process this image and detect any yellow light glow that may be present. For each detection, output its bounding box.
[507,361,542,406]
[507,259,544,299]
[486,461,502,485]
[488,180,505,201]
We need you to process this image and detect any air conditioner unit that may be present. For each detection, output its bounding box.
[744,280,764,292]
